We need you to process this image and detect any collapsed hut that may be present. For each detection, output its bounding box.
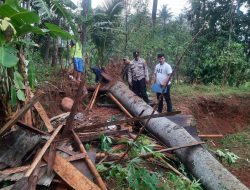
[0,62,248,190]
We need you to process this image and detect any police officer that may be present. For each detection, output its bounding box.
[128,51,149,103]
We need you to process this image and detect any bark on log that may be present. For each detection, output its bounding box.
[109,81,248,190]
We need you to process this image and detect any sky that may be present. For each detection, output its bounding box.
[73,0,189,16]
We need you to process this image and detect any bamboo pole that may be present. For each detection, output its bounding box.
[72,130,107,190]
[140,141,205,158]
[198,134,223,138]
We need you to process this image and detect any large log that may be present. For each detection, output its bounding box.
[109,81,248,190]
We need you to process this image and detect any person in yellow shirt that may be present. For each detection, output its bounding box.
[70,41,84,81]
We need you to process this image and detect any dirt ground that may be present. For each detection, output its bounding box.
[37,67,250,188]
[173,95,250,188]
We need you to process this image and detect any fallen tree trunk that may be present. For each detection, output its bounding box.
[109,81,248,190]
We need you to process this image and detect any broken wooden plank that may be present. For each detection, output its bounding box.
[198,134,223,138]
[107,92,133,118]
[0,153,87,178]
[0,91,44,136]
[34,101,54,133]
[72,131,107,190]
[27,151,42,190]
[25,124,63,177]
[17,121,49,136]
[75,111,181,132]
[88,83,101,110]
[50,112,70,122]
[52,153,100,190]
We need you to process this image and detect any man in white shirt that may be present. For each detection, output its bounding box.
[154,53,173,112]
[128,51,149,103]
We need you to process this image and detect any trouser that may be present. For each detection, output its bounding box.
[132,78,149,103]
[156,85,172,113]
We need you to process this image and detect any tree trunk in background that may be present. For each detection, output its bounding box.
[109,81,249,190]
[81,0,91,54]
[51,38,58,67]
[18,46,32,126]
[44,35,51,64]
[152,0,158,27]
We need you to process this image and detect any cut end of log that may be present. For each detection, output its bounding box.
[61,97,74,112]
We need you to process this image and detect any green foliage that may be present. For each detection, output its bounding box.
[90,0,124,65]
[100,134,112,151]
[28,64,37,90]
[13,71,25,101]
[215,149,240,165]
[45,23,72,40]
[172,83,250,99]
[127,164,162,190]
[186,0,250,85]
[186,41,250,86]
[122,135,154,157]
[222,132,250,148]
[165,172,202,190]
[0,45,18,67]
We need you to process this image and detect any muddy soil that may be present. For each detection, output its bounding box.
[173,95,250,188]
[38,68,250,188]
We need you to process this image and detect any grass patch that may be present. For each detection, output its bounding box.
[222,131,250,148]
[219,130,250,168]
[172,83,250,99]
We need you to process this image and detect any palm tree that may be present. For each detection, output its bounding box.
[91,0,123,66]
[159,5,172,28]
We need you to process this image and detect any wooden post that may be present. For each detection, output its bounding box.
[89,83,101,110]
[72,130,107,190]
[86,83,101,111]
[107,92,133,118]
[62,80,87,136]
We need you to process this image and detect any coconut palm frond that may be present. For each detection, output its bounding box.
[31,0,52,19]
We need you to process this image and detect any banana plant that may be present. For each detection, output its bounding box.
[0,0,73,117]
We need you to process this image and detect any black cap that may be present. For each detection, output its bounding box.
[133,51,139,57]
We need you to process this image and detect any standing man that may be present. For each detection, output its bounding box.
[70,41,84,82]
[128,51,149,103]
[154,53,173,113]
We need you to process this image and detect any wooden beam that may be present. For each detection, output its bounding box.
[72,131,107,190]
[34,101,54,132]
[107,92,133,118]
[75,111,181,132]
[24,124,63,177]
[0,91,44,136]
[88,83,101,110]
[198,134,223,138]
[52,153,100,190]
[17,121,49,136]
[0,153,87,176]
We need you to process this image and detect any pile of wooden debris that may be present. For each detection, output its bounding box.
[0,75,204,190]
[0,69,247,190]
